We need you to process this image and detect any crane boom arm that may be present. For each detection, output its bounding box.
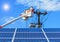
[0,16,21,28]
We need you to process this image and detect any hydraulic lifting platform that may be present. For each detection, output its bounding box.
[0,7,47,28]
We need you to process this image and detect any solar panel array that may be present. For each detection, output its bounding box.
[0,28,60,42]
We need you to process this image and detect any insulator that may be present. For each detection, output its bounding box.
[44,12,47,15]
[29,23,36,28]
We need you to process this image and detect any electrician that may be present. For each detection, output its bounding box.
[20,7,34,20]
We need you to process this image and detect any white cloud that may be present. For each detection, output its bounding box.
[16,0,60,11]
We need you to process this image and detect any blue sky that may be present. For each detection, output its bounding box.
[0,0,60,28]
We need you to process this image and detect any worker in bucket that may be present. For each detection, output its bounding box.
[20,7,34,20]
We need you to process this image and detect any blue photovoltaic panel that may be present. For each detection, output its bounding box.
[0,28,15,32]
[0,28,60,42]
[43,28,60,32]
[0,33,13,37]
[15,33,45,38]
[17,28,42,32]
[0,28,15,42]
[14,39,47,42]
[46,33,60,37]
[16,28,45,38]
[0,39,12,42]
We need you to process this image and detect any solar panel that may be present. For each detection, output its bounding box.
[0,28,60,42]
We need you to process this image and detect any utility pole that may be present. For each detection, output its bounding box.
[34,10,47,28]
[29,9,47,28]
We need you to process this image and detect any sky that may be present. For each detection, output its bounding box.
[0,0,60,28]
